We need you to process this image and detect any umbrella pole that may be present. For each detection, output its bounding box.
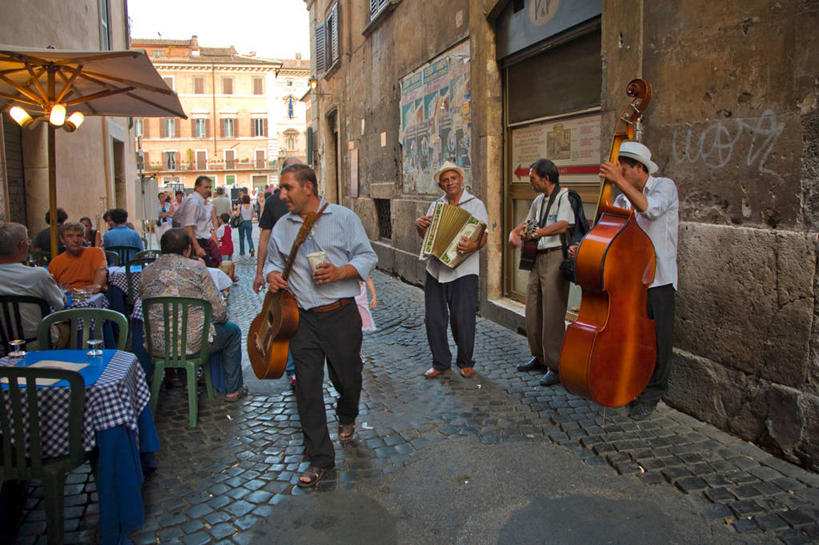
[48,123,58,260]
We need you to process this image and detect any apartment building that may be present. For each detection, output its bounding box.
[131,36,309,191]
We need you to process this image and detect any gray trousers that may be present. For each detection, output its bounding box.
[525,249,570,371]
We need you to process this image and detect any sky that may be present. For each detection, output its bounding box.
[127,0,311,60]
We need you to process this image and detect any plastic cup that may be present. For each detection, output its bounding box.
[306,251,328,273]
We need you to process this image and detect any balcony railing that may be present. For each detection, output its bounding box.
[145,161,274,172]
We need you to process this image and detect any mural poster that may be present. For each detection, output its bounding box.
[399,41,471,195]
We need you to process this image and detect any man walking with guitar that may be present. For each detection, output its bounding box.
[263,164,377,488]
[509,159,575,387]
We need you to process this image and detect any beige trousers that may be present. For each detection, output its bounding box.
[525,249,570,371]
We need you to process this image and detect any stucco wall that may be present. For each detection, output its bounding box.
[1,0,139,234]
[605,0,819,469]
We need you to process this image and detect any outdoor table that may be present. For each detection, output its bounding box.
[0,349,160,544]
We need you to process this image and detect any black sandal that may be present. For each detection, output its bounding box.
[297,465,327,488]
[338,423,355,442]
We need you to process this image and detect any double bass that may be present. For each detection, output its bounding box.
[246,206,324,379]
[559,79,657,408]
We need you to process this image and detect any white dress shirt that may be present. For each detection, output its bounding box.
[614,175,679,290]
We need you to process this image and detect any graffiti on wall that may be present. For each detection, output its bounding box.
[671,109,785,180]
[400,41,471,195]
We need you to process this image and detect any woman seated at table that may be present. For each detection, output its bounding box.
[80,216,102,247]
[140,228,246,401]
[49,222,108,293]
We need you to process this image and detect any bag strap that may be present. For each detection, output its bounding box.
[281,202,329,282]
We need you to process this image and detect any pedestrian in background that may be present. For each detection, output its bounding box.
[236,194,255,257]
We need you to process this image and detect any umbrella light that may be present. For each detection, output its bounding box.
[0,45,186,257]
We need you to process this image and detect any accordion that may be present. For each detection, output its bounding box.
[419,202,487,268]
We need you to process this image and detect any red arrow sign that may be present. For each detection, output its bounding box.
[515,164,600,179]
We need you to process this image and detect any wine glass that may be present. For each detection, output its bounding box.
[8,339,26,360]
[86,339,104,357]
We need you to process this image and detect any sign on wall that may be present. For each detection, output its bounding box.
[510,113,601,184]
[399,41,471,195]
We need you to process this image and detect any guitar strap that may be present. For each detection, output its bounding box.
[281,202,330,281]
[537,185,561,228]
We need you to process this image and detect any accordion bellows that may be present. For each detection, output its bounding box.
[420,202,487,268]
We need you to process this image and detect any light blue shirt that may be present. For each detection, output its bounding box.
[263,199,378,310]
[102,225,144,262]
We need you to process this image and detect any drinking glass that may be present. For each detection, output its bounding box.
[8,339,26,360]
[86,339,104,357]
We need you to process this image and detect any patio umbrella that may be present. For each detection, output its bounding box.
[0,45,187,257]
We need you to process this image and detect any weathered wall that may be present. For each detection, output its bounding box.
[1,0,138,234]
[616,0,819,469]
[312,0,470,284]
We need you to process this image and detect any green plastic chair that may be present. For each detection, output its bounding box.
[0,366,87,544]
[105,245,140,266]
[132,249,160,262]
[104,250,119,266]
[142,296,215,427]
[0,295,50,356]
[124,257,157,306]
[36,308,129,350]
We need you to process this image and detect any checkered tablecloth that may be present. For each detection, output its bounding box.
[71,292,110,310]
[0,350,151,458]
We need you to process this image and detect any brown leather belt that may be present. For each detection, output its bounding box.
[537,247,561,254]
[309,297,354,313]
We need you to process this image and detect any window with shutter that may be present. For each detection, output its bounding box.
[328,3,340,68]
[222,78,233,95]
[196,151,207,170]
[164,151,176,170]
[315,22,326,75]
[143,151,149,168]
[194,77,204,94]
[255,150,265,169]
[369,0,389,19]
[163,77,174,90]
[253,77,264,95]
[98,0,111,50]
[159,119,167,138]
[143,119,150,138]
[225,149,235,169]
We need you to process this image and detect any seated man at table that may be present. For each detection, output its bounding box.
[140,228,246,401]
[0,221,66,349]
[49,222,108,293]
[102,208,144,263]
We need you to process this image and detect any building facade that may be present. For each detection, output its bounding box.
[0,0,140,236]
[305,0,819,469]
[131,37,310,192]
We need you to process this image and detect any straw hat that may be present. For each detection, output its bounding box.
[618,141,658,174]
[433,161,466,184]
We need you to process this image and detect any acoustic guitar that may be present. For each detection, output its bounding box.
[247,205,326,379]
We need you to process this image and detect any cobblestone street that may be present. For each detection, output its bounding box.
[8,232,819,544]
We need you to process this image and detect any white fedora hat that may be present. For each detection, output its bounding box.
[618,141,658,174]
[433,161,466,184]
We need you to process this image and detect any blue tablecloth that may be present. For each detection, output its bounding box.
[0,350,159,545]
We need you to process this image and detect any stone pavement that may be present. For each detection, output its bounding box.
[6,228,819,544]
